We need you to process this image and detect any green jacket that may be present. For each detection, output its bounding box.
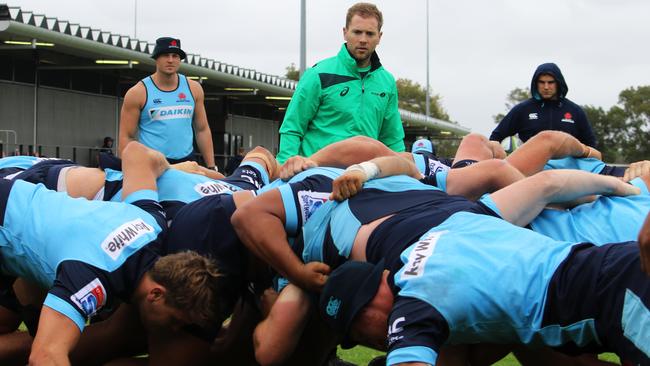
[277,44,405,163]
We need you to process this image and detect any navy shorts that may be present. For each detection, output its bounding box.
[544,242,650,364]
[599,165,626,177]
[451,159,478,169]
[222,164,266,191]
[0,167,24,180]
[13,159,76,190]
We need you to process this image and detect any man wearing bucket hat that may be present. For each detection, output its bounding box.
[119,37,216,169]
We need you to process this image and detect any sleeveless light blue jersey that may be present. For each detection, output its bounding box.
[0,181,163,288]
[388,212,588,365]
[530,177,650,244]
[139,74,195,159]
[302,175,440,264]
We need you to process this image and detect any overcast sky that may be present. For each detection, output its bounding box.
[9,0,650,136]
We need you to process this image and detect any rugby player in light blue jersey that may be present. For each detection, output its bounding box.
[0,143,223,365]
[316,170,648,365]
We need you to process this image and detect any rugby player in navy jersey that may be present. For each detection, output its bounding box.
[253,150,643,365]
[0,142,226,366]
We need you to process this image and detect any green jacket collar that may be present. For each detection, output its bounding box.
[338,43,383,75]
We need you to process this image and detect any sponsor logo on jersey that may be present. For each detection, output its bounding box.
[325,296,341,318]
[428,160,449,175]
[177,92,190,103]
[371,91,386,97]
[153,98,162,104]
[194,181,237,196]
[401,231,446,280]
[148,105,194,121]
[239,169,262,190]
[387,316,406,345]
[70,278,106,317]
[101,219,155,260]
[561,112,574,123]
[297,191,330,224]
[340,86,349,97]
[528,113,538,120]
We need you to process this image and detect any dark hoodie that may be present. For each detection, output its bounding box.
[490,63,596,147]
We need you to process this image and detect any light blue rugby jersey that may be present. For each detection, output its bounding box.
[139,74,195,159]
[0,156,40,170]
[544,157,605,173]
[387,212,584,365]
[302,175,441,264]
[109,168,245,203]
[0,180,163,288]
[530,177,650,244]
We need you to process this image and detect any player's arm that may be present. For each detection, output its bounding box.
[576,107,597,148]
[118,83,146,157]
[505,130,601,176]
[189,80,216,168]
[231,190,329,291]
[29,306,81,366]
[377,82,406,152]
[330,156,421,201]
[624,160,650,182]
[170,161,225,180]
[280,136,399,180]
[277,70,321,164]
[489,106,519,142]
[121,142,169,199]
[253,285,311,366]
[490,169,640,227]
[445,159,525,201]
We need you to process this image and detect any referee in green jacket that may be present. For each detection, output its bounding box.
[277,2,405,164]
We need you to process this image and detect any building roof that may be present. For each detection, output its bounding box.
[0,4,470,135]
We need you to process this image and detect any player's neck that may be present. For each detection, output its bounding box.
[152,72,178,91]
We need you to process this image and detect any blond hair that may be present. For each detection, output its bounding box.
[346,3,383,31]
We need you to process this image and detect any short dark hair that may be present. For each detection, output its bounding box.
[346,3,383,31]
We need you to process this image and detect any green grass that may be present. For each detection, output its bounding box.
[338,346,621,365]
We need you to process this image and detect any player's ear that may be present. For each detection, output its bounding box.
[147,286,165,302]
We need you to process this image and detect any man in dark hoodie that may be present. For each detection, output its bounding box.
[490,63,597,147]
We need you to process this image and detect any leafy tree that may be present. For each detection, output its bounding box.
[285,63,300,81]
[395,78,450,121]
[584,85,650,163]
[493,87,530,123]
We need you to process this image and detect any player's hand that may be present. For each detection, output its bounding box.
[280,156,318,181]
[624,160,650,182]
[330,170,366,201]
[639,212,650,276]
[170,161,206,176]
[294,262,330,292]
[608,179,641,197]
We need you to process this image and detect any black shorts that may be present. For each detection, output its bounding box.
[451,159,477,169]
[544,242,650,364]
[13,159,76,190]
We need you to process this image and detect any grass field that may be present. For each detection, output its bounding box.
[338,346,621,365]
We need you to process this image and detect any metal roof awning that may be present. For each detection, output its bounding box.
[0,4,471,134]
